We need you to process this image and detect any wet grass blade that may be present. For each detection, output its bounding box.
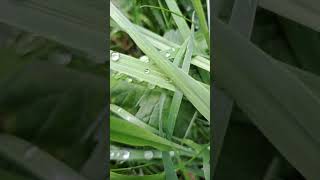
[164,0,191,40]
[111,2,210,120]
[191,0,209,47]
[110,116,194,154]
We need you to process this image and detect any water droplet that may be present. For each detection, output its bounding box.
[171,48,176,52]
[110,151,115,158]
[144,151,154,160]
[111,52,120,61]
[127,78,133,83]
[195,25,199,30]
[115,152,121,158]
[144,69,150,74]
[117,108,122,113]
[207,146,210,150]
[147,83,156,89]
[122,151,130,160]
[169,151,175,156]
[139,56,150,63]
[165,52,171,58]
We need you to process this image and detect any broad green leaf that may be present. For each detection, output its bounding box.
[111,2,210,120]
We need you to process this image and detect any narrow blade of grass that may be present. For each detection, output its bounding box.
[110,116,194,153]
[191,0,210,47]
[164,0,191,40]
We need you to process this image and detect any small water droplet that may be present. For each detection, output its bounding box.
[111,52,120,61]
[110,151,115,158]
[195,25,199,30]
[122,151,130,160]
[165,52,171,58]
[165,77,172,82]
[127,78,133,83]
[139,56,150,63]
[207,146,210,150]
[171,48,176,52]
[144,151,154,160]
[115,152,121,158]
[144,69,150,74]
[117,108,122,113]
[169,151,175,156]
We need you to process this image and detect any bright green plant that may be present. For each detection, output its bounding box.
[110,0,210,179]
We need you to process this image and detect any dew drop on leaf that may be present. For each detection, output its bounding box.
[139,56,150,63]
[144,151,154,160]
[122,151,130,160]
[169,151,175,156]
[144,69,150,74]
[111,52,120,61]
[165,52,171,58]
[110,151,115,158]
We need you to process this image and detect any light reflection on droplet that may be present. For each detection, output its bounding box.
[144,151,154,160]
[111,52,120,61]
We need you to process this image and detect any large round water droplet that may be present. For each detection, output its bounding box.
[122,151,130,160]
[111,52,120,61]
[139,56,150,63]
[144,69,150,74]
[144,151,154,160]
[169,151,175,156]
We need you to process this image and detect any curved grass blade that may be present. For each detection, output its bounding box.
[110,116,194,154]
[111,2,210,121]
[164,0,191,40]
[0,134,88,180]
[191,0,210,47]
[213,16,320,179]
[110,172,165,180]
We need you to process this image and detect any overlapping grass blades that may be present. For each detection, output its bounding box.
[213,15,320,179]
[110,2,210,120]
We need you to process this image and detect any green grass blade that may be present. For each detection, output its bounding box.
[110,116,194,153]
[0,134,88,180]
[110,51,209,91]
[110,104,159,134]
[164,0,191,40]
[110,172,165,180]
[111,2,210,120]
[162,152,179,180]
[190,0,210,47]
[166,20,196,137]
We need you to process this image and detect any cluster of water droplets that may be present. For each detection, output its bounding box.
[110,150,131,161]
